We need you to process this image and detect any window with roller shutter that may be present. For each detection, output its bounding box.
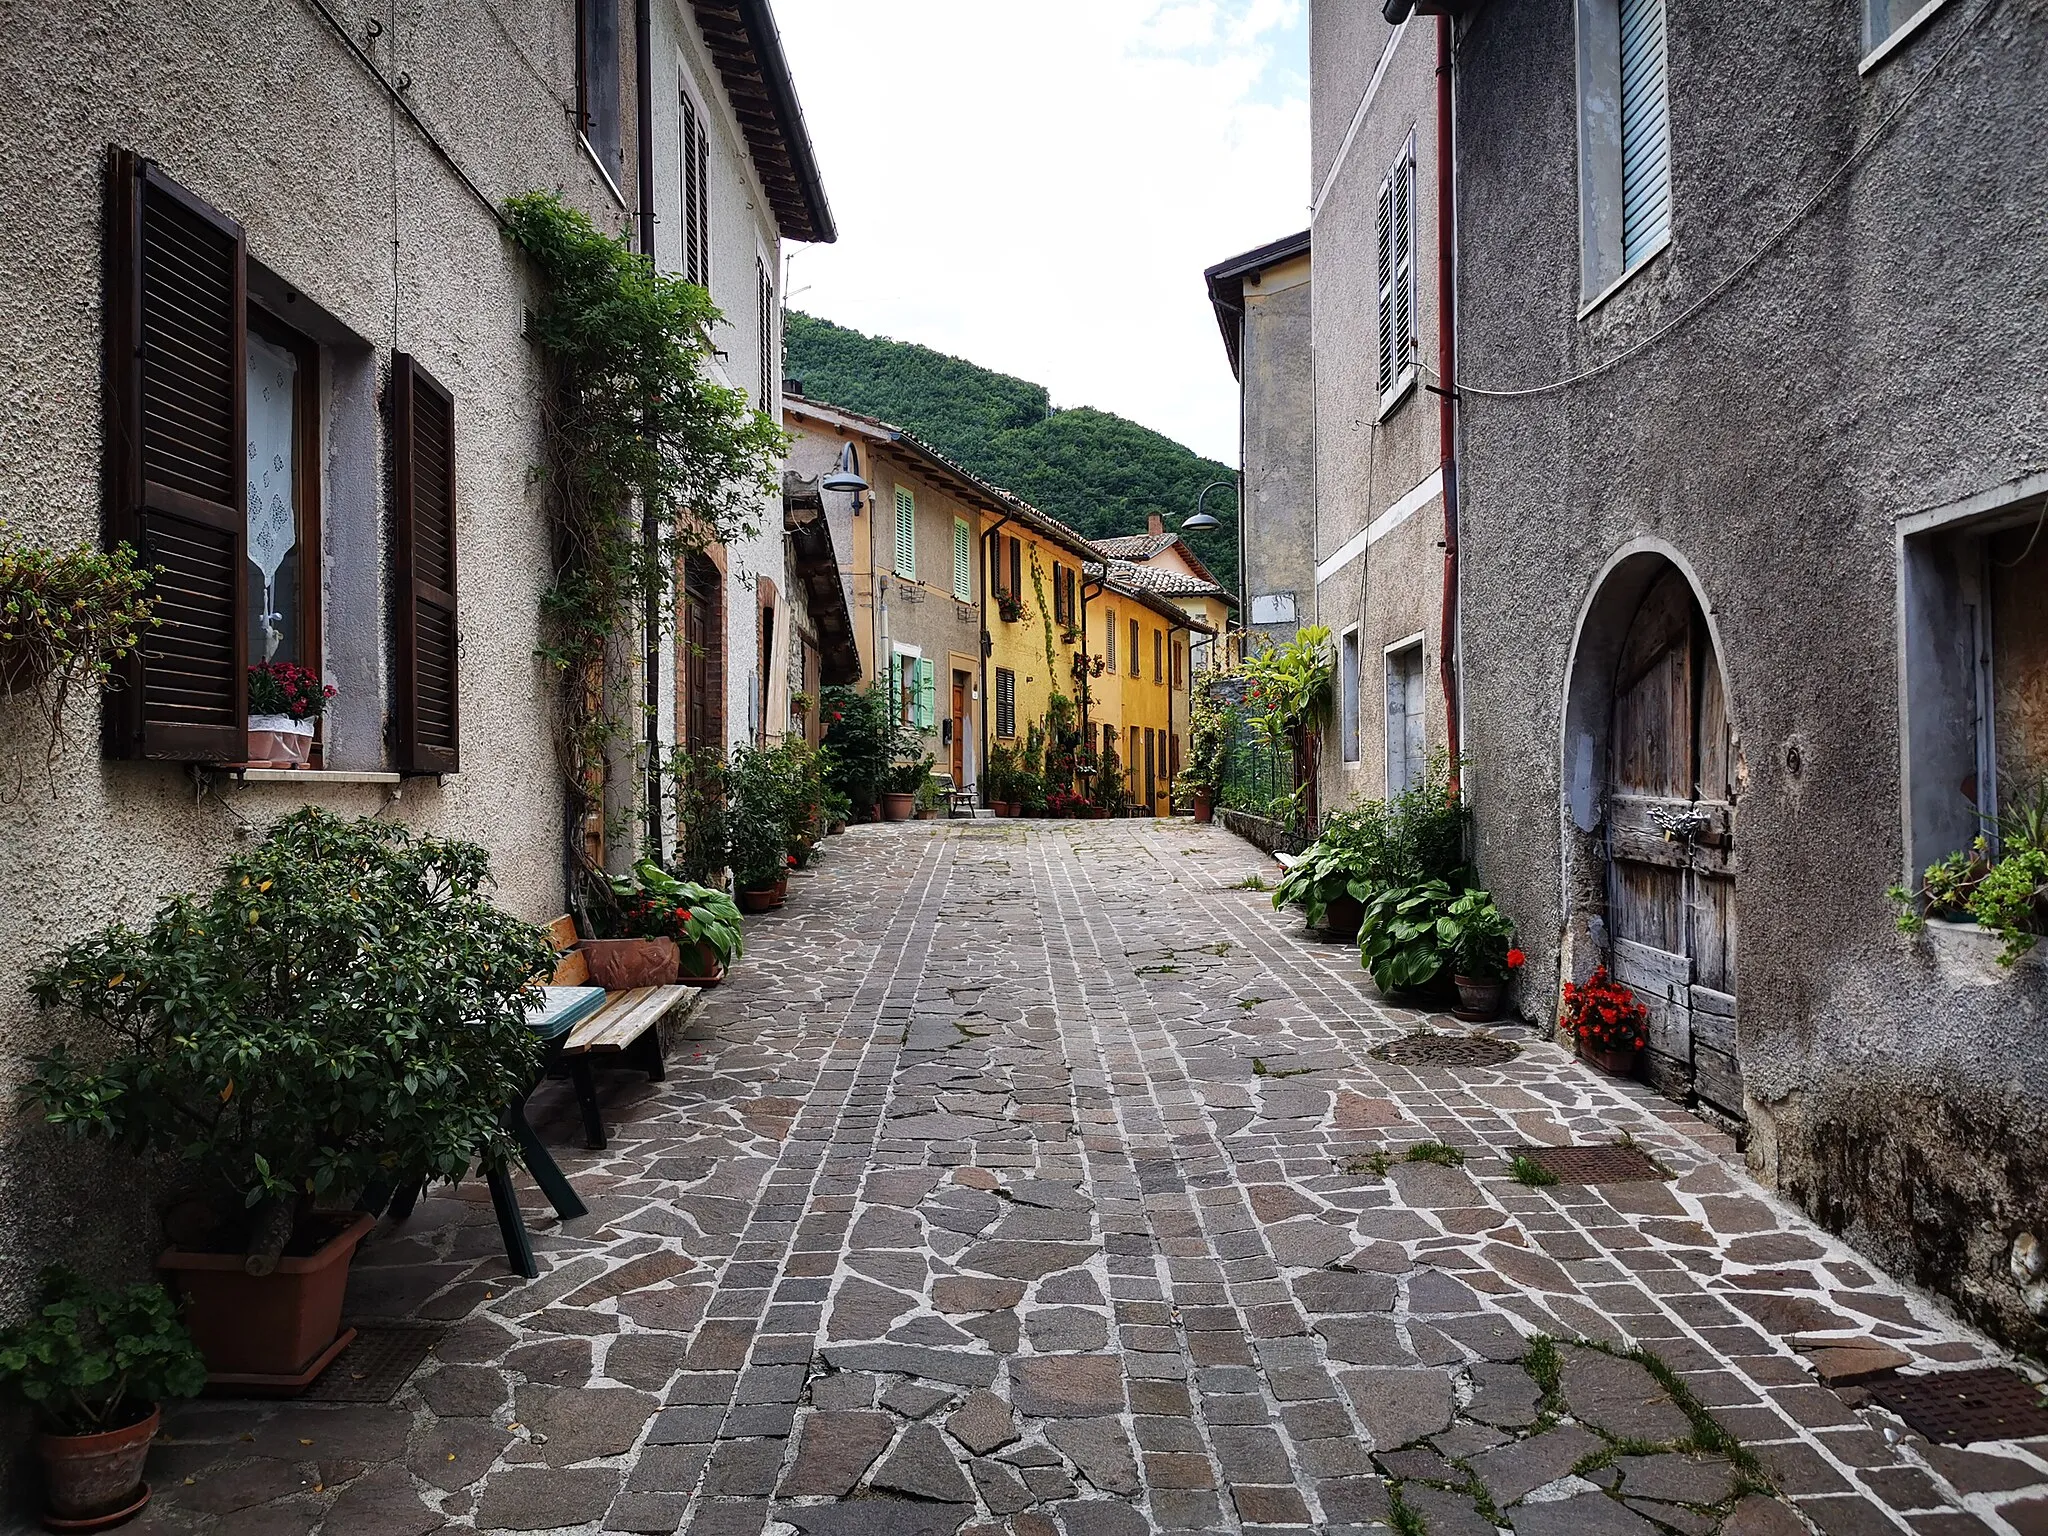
[391,355,461,775]
[103,149,249,762]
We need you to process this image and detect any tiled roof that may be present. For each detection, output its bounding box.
[1088,560,1230,603]
[1088,562,1219,634]
[1093,533,1177,560]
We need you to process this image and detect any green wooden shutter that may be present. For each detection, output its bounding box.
[916,658,936,729]
[894,487,915,578]
[953,519,971,601]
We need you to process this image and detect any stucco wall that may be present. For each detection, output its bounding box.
[1309,15,1446,813]
[866,454,984,779]
[1240,257,1317,650]
[1453,0,2048,1351]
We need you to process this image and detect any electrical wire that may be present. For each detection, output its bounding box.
[1993,500,2047,567]
[1428,0,2002,403]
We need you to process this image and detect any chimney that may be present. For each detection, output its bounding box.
[1147,512,1165,538]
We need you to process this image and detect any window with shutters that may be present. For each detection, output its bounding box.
[995,668,1017,739]
[1128,618,1140,678]
[894,486,916,579]
[1105,609,1117,672]
[245,311,320,673]
[1863,0,1952,64]
[1173,640,1184,689]
[757,255,775,407]
[1008,537,1022,599]
[1051,561,1069,625]
[576,0,624,197]
[392,355,461,775]
[1375,134,1418,409]
[953,518,972,602]
[1576,0,1671,307]
[104,151,249,763]
[1153,629,1164,684]
[678,82,711,288]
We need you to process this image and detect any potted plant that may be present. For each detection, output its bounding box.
[914,773,945,820]
[1177,681,1231,823]
[995,590,1026,623]
[0,524,157,771]
[610,861,744,984]
[0,1266,206,1531]
[882,757,930,822]
[245,661,336,768]
[823,682,915,827]
[1439,888,1526,1021]
[984,742,1019,817]
[1356,878,1461,1000]
[1562,965,1650,1075]
[26,810,553,1390]
[666,745,730,887]
[728,743,794,910]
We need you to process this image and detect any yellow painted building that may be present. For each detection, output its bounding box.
[983,506,1098,796]
[1084,570,1212,817]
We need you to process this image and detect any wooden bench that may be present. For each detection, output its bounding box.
[543,916,696,1151]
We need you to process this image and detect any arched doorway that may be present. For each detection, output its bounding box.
[1563,551,1743,1123]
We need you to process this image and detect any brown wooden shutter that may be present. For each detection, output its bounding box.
[391,354,460,774]
[105,149,248,761]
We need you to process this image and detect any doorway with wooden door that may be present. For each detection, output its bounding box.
[951,670,968,787]
[1564,553,1743,1125]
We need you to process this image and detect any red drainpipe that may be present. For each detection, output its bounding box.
[1435,13,1462,797]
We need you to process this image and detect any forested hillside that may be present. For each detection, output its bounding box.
[785,312,1238,589]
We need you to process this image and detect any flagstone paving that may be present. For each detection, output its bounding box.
[134,820,2048,1536]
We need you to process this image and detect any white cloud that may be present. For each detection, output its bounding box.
[770,0,1308,465]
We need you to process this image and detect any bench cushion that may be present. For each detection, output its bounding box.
[527,985,608,1041]
[562,984,694,1055]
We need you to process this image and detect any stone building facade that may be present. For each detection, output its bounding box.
[1447,0,2048,1350]
[0,0,829,1407]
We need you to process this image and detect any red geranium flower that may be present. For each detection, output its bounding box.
[1506,948,1526,969]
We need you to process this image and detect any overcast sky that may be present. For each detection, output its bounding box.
[772,1,1310,466]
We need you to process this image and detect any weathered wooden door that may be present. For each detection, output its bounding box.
[1606,569,1741,1120]
[951,671,967,784]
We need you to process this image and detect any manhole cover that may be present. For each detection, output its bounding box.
[300,1324,445,1403]
[1372,1032,1519,1068]
[1516,1144,1670,1183]
[1871,1368,2048,1445]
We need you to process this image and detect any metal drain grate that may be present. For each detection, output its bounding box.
[1372,1032,1519,1068]
[1516,1144,1671,1183]
[1871,1368,2048,1445]
[300,1324,444,1403]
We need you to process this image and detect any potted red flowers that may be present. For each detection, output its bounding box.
[1562,965,1650,1075]
[245,662,335,768]
[607,862,745,984]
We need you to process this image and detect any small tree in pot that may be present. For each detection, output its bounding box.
[25,810,554,1387]
[0,1267,206,1529]
[728,743,795,908]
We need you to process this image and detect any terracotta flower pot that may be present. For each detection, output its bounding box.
[738,887,778,914]
[35,1404,159,1528]
[581,937,680,989]
[676,939,727,985]
[1452,974,1505,1021]
[1581,1043,1638,1077]
[159,1212,374,1390]
[1320,896,1365,942]
[881,791,915,821]
[1192,792,1215,824]
[772,876,788,907]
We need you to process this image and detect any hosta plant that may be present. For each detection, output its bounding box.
[1356,879,1461,994]
[612,859,745,969]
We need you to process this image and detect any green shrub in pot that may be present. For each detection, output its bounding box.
[1356,879,1461,995]
[25,808,555,1262]
[611,859,745,973]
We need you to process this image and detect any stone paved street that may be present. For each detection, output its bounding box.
[135,821,2048,1536]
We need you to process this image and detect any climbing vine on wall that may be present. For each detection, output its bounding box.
[503,192,787,883]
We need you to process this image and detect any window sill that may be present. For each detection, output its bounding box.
[580,134,629,209]
[216,766,403,785]
[1376,368,1419,422]
[1578,232,1671,321]
[1860,0,1953,73]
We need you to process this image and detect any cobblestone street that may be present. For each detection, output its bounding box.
[138,821,2048,1536]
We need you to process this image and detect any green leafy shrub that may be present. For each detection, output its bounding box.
[1969,848,2048,966]
[1439,888,1523,981]
[1275,757,1472,928]
[0,1267,206,1434]
[822,681,915,814]
[1356,879,1461,994]
[1892,780,2048,965]
[26,810,553,1253]
[886,756,935,796]
[667,746,729,886]
[728,743,797,890]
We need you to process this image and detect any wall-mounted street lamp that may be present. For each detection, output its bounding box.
[822,442,868,514]
[1183,478,1235,533]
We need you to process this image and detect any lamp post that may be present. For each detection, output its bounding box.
[1182,478,1234,533]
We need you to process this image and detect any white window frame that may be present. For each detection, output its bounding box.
[677,64,713,288]
[1339,625,1362,765]
[1384,633,1428,797]
[1574,0,1673,315]
[1376,132,1419,418]
[893,485,916,580]
[1860,0,1953,72]
[952,518,973,603]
